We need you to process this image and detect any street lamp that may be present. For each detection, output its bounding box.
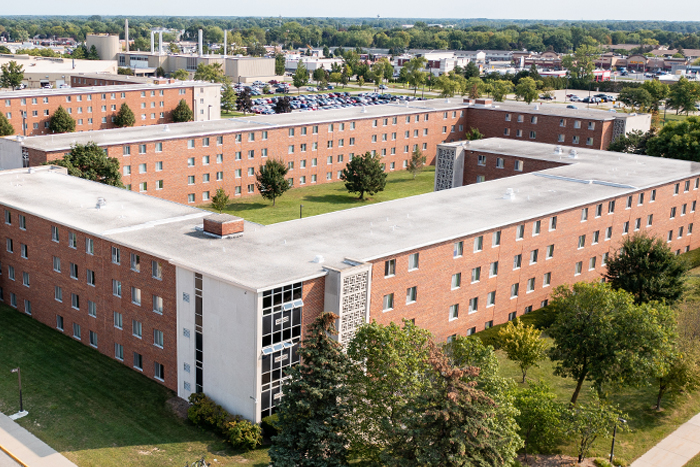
[609,417,627,464]
[11,367,23,413]
[299,204,303,219]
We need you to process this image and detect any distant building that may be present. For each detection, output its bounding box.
[0,54,117,89]
[86,34,121,61]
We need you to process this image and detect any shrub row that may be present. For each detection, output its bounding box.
[188,393,262,451]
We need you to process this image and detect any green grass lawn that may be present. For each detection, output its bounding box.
[201,166,436,225]
[220,111,246,118]
[0,306,270,467]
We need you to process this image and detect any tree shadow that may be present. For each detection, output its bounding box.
[301,194,366,205]
[223,202,269,212]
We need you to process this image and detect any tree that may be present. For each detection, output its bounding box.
[256,159,290,206]
[87,45,100,60]
[340,151,387,200]
[605,233,687,304]
[464,61,480,79]
[210,188,229,214]
[269,312,354,467]
[221,80,237,113]
[466,77,484,98]
[641,80,670,112]
[48,106,76,134]
[275,53,286,76]
[172,69,189,80]
[194,63,226,83]
[113,103,135,128]
[312,67,327,87]
[0,112,13,136]
[155,66,166,78]
[646,117,700,161]
[619,87,653,111]
[434,73,459,97]
[274,96,291,114]
[466,127,484,140]
[512,381,564,460]
[404,56,427,96]
[0,60,24,90]
[46,142,123,187]
[667,77,700,115]
[548,281,676,404]
[116,67,134,76]
[561,44,601,84]
[391,341,520,466]
[407,148,426,179]
[172,99,194,123]
[565,395,626,463]
[608,129,655,154]
[515,77,539,104]
[292,62,309,93]
[236,88,253,115]
[490,80,514,102]
[346,320,434,463]
[498,320,548,383]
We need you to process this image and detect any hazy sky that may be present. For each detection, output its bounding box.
[5,0,700,22]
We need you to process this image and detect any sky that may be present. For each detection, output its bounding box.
[5,0,700,22]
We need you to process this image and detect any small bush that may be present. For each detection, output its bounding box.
[261,413,280,438]
[612,458,628,467]
[224,416,263,451]
[187,393,228,431]
[593,459,613,467]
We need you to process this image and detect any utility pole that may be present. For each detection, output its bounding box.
[11,367,23,412]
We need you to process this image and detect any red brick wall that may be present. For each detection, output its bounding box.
[465,107,612,150]
[2,86,194,136]
[27,108,468,205]
[301,276,326,335]
[0,207,178,391]
[71,76,140,87]
[367,178,700,341]
[463,150,567,185]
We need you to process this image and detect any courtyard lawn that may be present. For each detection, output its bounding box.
[0,306,270,467]
[202,166,436,225]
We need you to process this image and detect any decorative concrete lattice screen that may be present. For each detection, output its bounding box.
[339,271,369,346]
[612,118,626,145]
[435,147,456,191]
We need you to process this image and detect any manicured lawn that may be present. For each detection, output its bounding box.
[201,166,436,225]
[220,111,246,118]
[686,452,700,467]
[0,306,270,467]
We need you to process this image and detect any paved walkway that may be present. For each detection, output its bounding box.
[632,412,700,467]
[0,412,76,467]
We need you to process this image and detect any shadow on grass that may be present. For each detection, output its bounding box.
[301,194,366,205]
[223,202,269,212]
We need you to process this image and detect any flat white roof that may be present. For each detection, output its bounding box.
[2,138,698,291]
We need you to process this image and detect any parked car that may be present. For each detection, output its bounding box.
[569,95,581,102]
[566,105,578,109]
[378,84,388,90]
[539,94,554,100]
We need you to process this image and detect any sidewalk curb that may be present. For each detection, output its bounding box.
[0,443,29,467]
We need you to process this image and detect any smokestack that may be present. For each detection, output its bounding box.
[158,30,163,56]
[198,29,203,57]
[150,30,155,54]
[125,19,129,52]
[223,30,227,59]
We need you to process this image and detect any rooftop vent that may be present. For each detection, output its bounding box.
[503,188,515,200]
[312,255,325,263]
[96,197,107,209]
[163,124,170,132]
[533,105,539,110]
[202,213,244,238]
[569,149,578,158]
[554,145,563,155]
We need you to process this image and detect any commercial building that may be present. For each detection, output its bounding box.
[0,81,221,137]
[70,73,174,87]
[0,54,117,89]
[1,138,698,423]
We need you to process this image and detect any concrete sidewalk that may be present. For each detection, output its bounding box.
[632,412,700,467]
[0,412,76,467]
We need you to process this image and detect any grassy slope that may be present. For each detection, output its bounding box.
[0,306,269,467]
[201,166,436,225]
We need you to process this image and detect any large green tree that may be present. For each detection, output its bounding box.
[340,151,387,200]
[605,233,687,304]
[608,129,655,154]
[498,320,548,383]
[512,381,564,460]
[255,158,290,206]
[646,116,700,161]
[48,106,76,134]
[548,281,676,404]
[269,312,355,467]
[0,60,24,90]
[47,142,123,187]
[171,69,189,80]
[404,56,427,96]
[561,44,601,84]
[619,87,653,112]
[113,103,135,128]
[221,80,237,113]
[666,77,700,115]
[275,53,286,76]
[515,77,539,105]
[236,88,253,115]
[172,99,194,123]
[193,63,226,83]
[292,62,309,92]
[641,80,670,112]
[0,112,13,136]
[464,61,480,79]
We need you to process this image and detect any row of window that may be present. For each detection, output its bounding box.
[4,90,168,108]
[502,127,595,145]
[504,113,596,130]
[476,155,524,171]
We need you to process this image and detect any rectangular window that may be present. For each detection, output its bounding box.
[511,283,519,298]
[513,254,522,269]
[408,253,419,271]
[530,249,538,264]
[527,278,535,292]
[606,226,612,240]
[87,269,95,286]
[51,226,59,242]
[474,235,483,252]
[595,204,602,217]
[132,320,143,339]
[490,261,499,277]
[578,235,586,249]
[88,300,96,317]
[623,221,629,235]
[112,280,122,297]
[546,244,554,259]
[133,352,143,370]
[85,238,94,255]
[492,230,501,247]
[608,200,616,214]
[592,230,600,244]
[69,232,77,249]
[533,220,541,236]
[406,286,417,304]
[671,207,677,219]
[451,273,461,289]
[154,329,164,348]
[114,311,123,329]
[53,256,61,272]
[581,208,588,221]
[20,243,27,259]
[449,304,459,320]
[56,315,64,331]
[487,291,496,307]
[589,256,597,270]
[454,241,463,258]
[575,261,583,275]
[131,287,142,306]
[112,246,120,264]
[471,267,481,283]
[647,214,653,227]
[153,295,164,314]
[516,224,524,240]
[385,259,396,277]
[544,272,551,287]
[55,286,62,302]
[152,261,162,279]
[469,297,478,313]
[383,293,394,311]
[635,218,641,231]
[71,293,80,310]
[70,262,78,279]
[73,323,81,339]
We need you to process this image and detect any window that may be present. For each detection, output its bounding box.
[575,261,583,275]
[88,299,97,317]
[675,183,680,195]
[73,323,81,340]
[153,295,164,314]
[132,320,143,338]
[451,273,461,289]
[589,256,597,270]
[606,226,612,240]
[56,315,64,331]
[474,235,483,252]
[449,304,459,320]
[671,207,677,219]
[87,269,95,286]
[471,267,481,283]
[7,265,13,281]
[70,262,78,279]
[511,283,519,298]
[489,261,499,277]
[133,352,143,370]
[22,272,29,287]
[635,218,641,231]
[55,286,62,302]
[53,256,61,272]
[496,158,504,169]
[514,160,523,171]
[578,235,586,249]
[492,230,501,247]
[513,254,522,269]
[529,131,536,139]
[384,259,396,277]
[647,214,654,227]
[18,215,25,230]
[468,297,478,313]
[112,247,120,264]
[383,293,394,311]
[114,311,123,329]
[20,243,27,259]
[112,280,122,297]
[51,226,59,242]
[4,210,10,225]
[530,249,538,264]
[152,261,162,279]
[545,244,555,260]
[154,330,164,348]
[477,155,486,166]
[71,293,80,310]
[131,287,142,306]
[527,278,535,292]
[533,220,541,236]
[154,362,165,381]
[651,189,657,202]
[406,286,417,304]
[544,272,551,287]
[408,253,419,271]
[484,291,495,307]
[623,221,629,235]
[454,241,463,258]
[581,208,588,221]
[592,230,600,244]
[516,224,524,240]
